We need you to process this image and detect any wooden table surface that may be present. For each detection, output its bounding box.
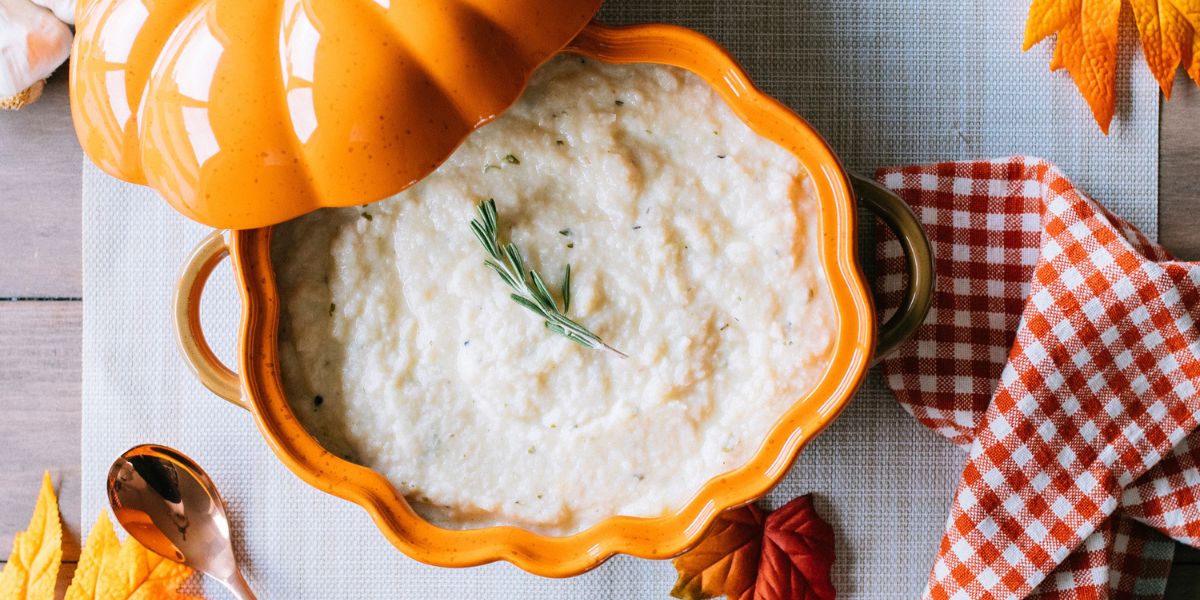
[2,70,1199,595]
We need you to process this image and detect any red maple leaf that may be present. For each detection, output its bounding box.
[755,495,837,600]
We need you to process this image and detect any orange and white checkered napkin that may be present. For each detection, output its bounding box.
[874,157,1200,599]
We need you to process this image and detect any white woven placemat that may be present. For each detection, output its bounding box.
[82,1,1158,597]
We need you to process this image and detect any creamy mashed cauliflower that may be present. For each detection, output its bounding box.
[272,56,834,534]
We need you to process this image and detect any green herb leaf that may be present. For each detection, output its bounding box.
[504,154,520,165]
[503,243,526,277]
[510,294,547,317]
[468,200,625,358]
[561,264,571,313]
[529,270,556,311]
[484,260,518,289]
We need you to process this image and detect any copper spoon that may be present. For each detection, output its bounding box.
[107,444,257,600]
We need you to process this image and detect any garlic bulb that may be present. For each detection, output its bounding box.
[0,0,72,109]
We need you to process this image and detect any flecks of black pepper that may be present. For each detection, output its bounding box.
[615,99,624,106]
[313,395,324,407]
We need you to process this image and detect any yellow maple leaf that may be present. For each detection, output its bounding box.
[63,513,120,600]
[104,530,199,600]
[1025,0,1200,133]
[64,512,200,600]
[3,473,200,600]
[0,472,62,600]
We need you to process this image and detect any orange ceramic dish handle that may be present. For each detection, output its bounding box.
[174,230,245,409]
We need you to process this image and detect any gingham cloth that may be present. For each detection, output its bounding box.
[873,157,1200,599]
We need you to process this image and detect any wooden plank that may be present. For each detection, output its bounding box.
[0,302,82,561]
[1160,71,1200,261]
[55,562,77,597]
[1160,68,1200,596]
[0,73,82,298]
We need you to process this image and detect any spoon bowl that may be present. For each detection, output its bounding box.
[107,444,256,600]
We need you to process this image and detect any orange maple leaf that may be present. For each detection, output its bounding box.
[670,504,765,600]
[1127,0,1200,93]
[1025,0,1200,133]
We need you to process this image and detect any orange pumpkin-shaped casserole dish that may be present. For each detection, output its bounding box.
[70,0,934,577]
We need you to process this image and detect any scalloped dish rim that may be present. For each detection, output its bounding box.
[228,22,873,577]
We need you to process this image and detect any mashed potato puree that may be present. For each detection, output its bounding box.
[271,55,834,534]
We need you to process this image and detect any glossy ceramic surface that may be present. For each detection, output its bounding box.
[170,23,906,577]
[69,0,604,228]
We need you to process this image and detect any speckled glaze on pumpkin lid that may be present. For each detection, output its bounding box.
[69,0,604,229]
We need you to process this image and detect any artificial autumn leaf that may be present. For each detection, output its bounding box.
[1024,0,1122,133]
[1025,0,1200,133]
[68,512,199,600]
[754,495,836,600]
[671,495,837,600]
[671,504,765,600]
[1127,0,1200,94]
[0,471,62,600]
[3,474,200,600]
[1188,21,1200,82]
[64,513,121,600]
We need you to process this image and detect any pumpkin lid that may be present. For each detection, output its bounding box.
[69,0,604,229]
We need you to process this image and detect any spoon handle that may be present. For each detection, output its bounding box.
[220,570,258,600]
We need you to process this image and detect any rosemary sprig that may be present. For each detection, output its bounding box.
[469,199,626,358]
